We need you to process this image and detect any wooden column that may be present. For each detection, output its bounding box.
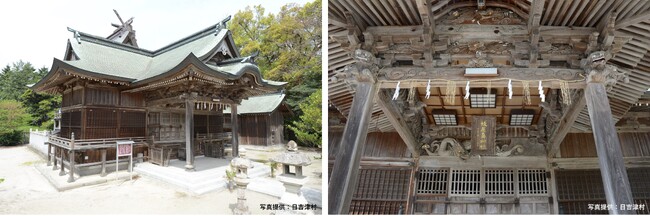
[59,150,66,176]
[183,92,197,171]
[100,149,107,177]
[405,158,419,214]
[68,150,75,182]
[47,143,52,166]
[585,82,634,214]
[231,103,239,157]
[328,54,378,214]
[68,133,75,182]
[584,64,634,214]
[52,147,58,170]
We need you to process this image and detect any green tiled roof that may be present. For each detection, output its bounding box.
[224,92,285,114]
[33,23,285,90]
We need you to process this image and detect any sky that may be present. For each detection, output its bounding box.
[0,0,312,69]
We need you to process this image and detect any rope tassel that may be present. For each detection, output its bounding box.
[522,81,531,105]
[560,81,572,105]
[445,81,456,104]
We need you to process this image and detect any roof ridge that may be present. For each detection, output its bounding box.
[71,18,229,58]
[151,24,224,55]
[78,32,155,56]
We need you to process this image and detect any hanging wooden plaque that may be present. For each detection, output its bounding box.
[471,116,496,155]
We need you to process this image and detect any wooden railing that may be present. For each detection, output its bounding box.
[48,133,146,150]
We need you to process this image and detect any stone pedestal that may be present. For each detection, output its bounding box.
[270,141,313,215]
[234,177,251,215]
[277,174,309,205]
[231,157,253,215]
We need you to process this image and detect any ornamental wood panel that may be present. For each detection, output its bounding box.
[328,132,411,159]
[560,133,650,158]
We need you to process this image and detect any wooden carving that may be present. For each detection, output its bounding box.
[439,7,524,25]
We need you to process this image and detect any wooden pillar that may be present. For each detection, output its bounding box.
[59,150,66,176]
[183,92,197,171]
[52,147,58,170]
[68,150,75,182]
[47,143,52,166]
[405,158,419,214]
[585,82,635,214]
[328,63,378,214]
[100,149,107,177]
[231,103,239,157]
[68,133,75,182]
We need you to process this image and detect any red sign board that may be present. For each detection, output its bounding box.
[116,140,134,157]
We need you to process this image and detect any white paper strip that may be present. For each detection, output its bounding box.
[392,81,401,100]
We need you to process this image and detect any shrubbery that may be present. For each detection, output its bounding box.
[0,130,23,146]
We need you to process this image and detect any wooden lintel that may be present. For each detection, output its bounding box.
[547,91,586,158]
[375,91,421,158]
[146,95,236,107]
[377,67,586,89]
[551,157,650,170]
[419,156,548,169]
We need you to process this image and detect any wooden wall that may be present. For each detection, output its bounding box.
[560,133,650,157]
[59,86,147,139]
[555,168,650,214]
[328,131,411,159]
[237,110,285,146]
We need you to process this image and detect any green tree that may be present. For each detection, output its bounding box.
[0,100,31,133]
[288,89,321,148]
[230,0,322,145]
[0,61,46,100]
[19,89,61,128]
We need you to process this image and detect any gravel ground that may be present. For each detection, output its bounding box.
[0,145,321,214]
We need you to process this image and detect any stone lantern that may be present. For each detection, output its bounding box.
[271,141,312,206]
[231,157,253,215]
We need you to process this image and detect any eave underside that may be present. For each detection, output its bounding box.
[328,0,650,133]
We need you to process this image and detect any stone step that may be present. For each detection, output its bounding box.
[134,161,271,195]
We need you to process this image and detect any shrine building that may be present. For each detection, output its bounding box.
[31,12,286,183]
[327,0,650,214]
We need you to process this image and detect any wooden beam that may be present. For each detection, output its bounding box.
[547,91,586,158]
[615,11,650,29]
[328,81,378,214]
[528,0,545,68]
[551,157,650,169]
[375,90,421,158]
[415,0,434,68]
[584,81,634,214]
[377,67,586,89]
[419,156,548,169]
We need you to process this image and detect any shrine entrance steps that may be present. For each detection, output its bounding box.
[134,156,270,195]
